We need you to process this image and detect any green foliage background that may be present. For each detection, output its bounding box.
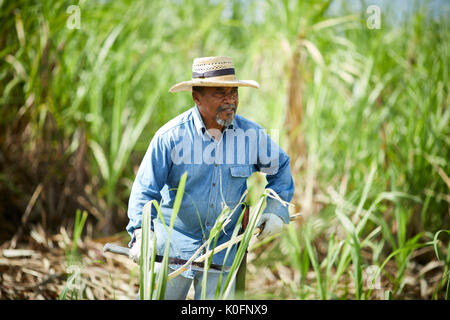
[1,0,448,299]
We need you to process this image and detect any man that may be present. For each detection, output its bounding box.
[126,56,294,299]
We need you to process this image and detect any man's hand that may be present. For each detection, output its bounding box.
[129,228,154,264]
[256,213,284,238]
[129,229,142,264]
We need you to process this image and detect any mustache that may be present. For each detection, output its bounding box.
[217,104,236,113]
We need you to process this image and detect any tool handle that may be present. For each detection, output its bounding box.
[103,243,130,257]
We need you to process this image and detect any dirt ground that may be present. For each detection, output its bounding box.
[0,225,140,300]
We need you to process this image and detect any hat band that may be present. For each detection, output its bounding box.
[192,68,235,79]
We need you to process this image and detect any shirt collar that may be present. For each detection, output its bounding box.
[192,104,206,136]
[192,105,237,137]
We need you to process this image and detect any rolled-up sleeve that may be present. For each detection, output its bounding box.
[257,131,295,224]
[263,152,294,224]
[126,132,172,246]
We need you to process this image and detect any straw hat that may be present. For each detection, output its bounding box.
[169,56,259,92]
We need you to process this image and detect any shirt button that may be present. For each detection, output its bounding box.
[215,164,218,167]
[210,204,213,208]
[212,183,216,187]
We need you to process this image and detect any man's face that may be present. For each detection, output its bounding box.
[193,86,239,128]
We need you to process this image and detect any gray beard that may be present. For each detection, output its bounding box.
[216,115,234,127]
[216,104,236,127]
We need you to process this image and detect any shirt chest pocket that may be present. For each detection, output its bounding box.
[230,165,253,178]
[226,165,253,204]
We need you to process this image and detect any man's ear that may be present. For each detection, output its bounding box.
[192,90,201,106]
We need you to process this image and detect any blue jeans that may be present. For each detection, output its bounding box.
[138,264,236,300]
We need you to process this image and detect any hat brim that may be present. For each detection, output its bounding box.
[169,79,259,93]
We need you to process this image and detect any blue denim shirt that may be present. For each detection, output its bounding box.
[126,105,294,278]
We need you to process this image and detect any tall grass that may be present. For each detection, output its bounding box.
[246,0,449,300]
[1,0,448,299]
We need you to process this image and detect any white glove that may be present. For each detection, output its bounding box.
[256,213,284,238]
[129,228,154,264]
